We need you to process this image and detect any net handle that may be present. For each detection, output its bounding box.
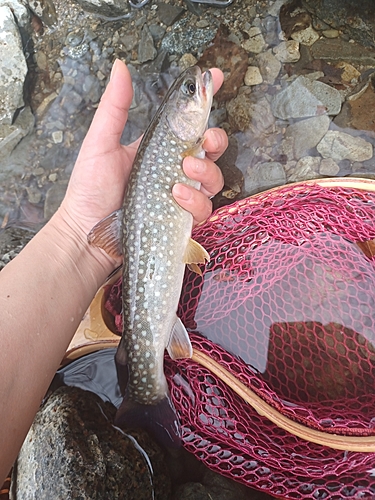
[192,349,375,452]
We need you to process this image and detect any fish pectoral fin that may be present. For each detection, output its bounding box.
[167,317,193,360]
[184,238,210,276]
[87,209,123,259]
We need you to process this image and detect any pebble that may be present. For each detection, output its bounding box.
[242,27,267,54]
[273,40,300,63]
[255,50,281,84]
[52,130,63,143]
[179,53,198,71]
[138,24,157,63]
[317,130,373,162]
[319,158,340,175]
[245,161,286,195]
[322,29,339,38]
[291,25,320,46]
[271,75,342,119]
[244,66,263,86]
[336,61,360,82]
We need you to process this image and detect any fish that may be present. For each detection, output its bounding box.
[88,65,213,446]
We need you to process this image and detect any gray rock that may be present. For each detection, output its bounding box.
[291,25,319,46]
[242,27,266,54]
[245,161,286,195]
[319,158,340,176]
[149,23,166,43]
[73,0,130,18]
[255,50,281,85]
[138,24,157,63]
[12,386,171,499]
[317,130,373,162]
[161,18,217,56]
[310,38,375,66]
[288,156,321,182]
[157,2,185,26]
[0,6,28,125]
[0,0,30,28]
[283,115,330,160]
[271,75,342,120]
[273,40,300,63]
[0,106,34,159]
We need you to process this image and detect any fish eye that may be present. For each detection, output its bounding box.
[182,79,196,96]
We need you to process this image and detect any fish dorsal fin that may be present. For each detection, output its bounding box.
[184,238,210,276]
[167,317,193,360]
[87,209,123,259]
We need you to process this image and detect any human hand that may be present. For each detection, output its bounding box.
[57,60,227,272]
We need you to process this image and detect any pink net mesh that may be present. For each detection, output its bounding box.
[105,183,375,499]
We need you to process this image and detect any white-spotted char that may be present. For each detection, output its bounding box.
[88,66,213,446]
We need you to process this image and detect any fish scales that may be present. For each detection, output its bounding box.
[88,65,213,445]
[122,122,195,405]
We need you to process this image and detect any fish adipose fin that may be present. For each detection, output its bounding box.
[115,394,181,448]
[87,209,123,259]
[184,238,210,276]
[167,316,193,360]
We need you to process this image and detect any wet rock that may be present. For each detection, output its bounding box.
[12,386,171,499]
[255,50,281,85]
[161,17,217,57]
[317,130,373,162]
[0,107,35,159]
[43,180,68,219]
[1,0,30,29]
[0,6,28,125]
[291,25,319,46]
[303,0,375,49]
[74,0,130,18]
[228,95,275,136]
[242,27,267,54]
[271,75,342,119]
[345,84,375,132]
[246,161,286,195]
[179,53,197,71]
[273,40,300,63]
[64,30,89,60]
[288,155,321,182]
[138,24,157,63]
[319,157,340,176]
[198,31,248,102]
[322,29,339,39]
[336,62,360,83]
[244,66,263,86]
[282,115,330,159]
[149,23,166,43]
[310,38,375,66]
[157,2,185,26]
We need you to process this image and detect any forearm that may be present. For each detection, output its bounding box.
[0,208,114,481]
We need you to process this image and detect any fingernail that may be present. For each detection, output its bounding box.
[173,184,192,202]
[110,59,120,81]
[207,129,220,150]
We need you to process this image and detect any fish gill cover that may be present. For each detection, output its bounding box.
[106,182,375,499]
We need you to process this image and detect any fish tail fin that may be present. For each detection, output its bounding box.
[114,394,181,448]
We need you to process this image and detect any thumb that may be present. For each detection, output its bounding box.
[82,59,133,154]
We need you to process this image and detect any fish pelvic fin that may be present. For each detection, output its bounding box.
[115,394,181,448]
[184,238,210,276]
[167,316,193,360]
[87,209,123,259]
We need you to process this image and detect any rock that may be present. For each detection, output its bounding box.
[322,29,339,39]
[157,2,185,26]
[161,17,217,56]
[244,66,263,86]
[283,115,330,159]
[0,0,30,29]
[179,53,198,71]
[310,38,375,66]
[317,130,373,162]
[271,75,342,119]
[12,386,171,499]
[138,24,157,63]
[197,31,248,102]
[291,25,319,46]
[43,181,68,219]
[303,0,375,49]
[148,23,166,43]
[339,84,375,133]
[0,106,34,159]
[242,27,267,54]
[27,0,58,26]
[245,161,286,195]
[74,0,130,17]
[51,130,63,143]
[319,158,340,176]
[288,156,321,182]
[273,40,300,63]
[336,62,360,83]
[0,6,28,125]
[255,50,281,84]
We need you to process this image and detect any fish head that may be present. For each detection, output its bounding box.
[165,66,213,144]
